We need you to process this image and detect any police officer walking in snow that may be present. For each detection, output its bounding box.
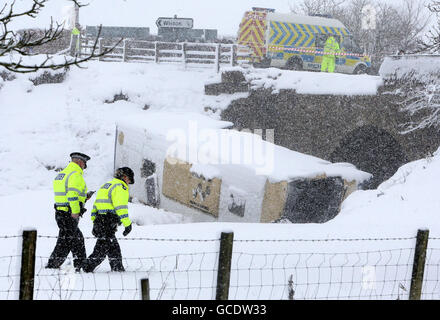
[46,152,93,271]
[83,167,134,272]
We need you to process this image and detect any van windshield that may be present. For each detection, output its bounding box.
[316,34,341,49]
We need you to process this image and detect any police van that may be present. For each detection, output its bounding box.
[237,7,371,74]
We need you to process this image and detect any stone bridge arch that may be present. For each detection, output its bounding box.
[330,125,408,189]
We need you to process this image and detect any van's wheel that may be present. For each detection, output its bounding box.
[286,57,303,71]
[353,65,368,75]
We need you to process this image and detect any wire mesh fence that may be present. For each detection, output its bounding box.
[229,248,415,300]
[32,252,219,300]
[0,255,21,300]
[422,237,440,300]
[1,231,440,300]
[0,235,22,300]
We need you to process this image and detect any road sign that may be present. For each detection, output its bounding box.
[156,17,194,29]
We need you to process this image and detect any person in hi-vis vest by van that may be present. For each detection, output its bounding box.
[321,35,340,73]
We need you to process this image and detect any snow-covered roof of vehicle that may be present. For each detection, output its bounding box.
[267,12,347,30]
[117,111,371,183]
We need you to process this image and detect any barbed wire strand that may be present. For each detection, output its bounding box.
[36,234,423,242]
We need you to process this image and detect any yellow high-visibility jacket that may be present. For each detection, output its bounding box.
[323,36,340,59]
[53,162,87,215]
[91,178,132,227]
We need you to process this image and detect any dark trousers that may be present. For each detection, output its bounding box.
[84,214,124,272]
[47,212,86,269]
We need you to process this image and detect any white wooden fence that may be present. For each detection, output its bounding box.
[79,37,250,71]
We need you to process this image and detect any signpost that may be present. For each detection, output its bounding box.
[361,4,377,56]
[156,17,194,29]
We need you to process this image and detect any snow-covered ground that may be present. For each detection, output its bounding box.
[1,59,440,300]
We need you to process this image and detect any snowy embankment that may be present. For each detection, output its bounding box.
[1,58,439,299]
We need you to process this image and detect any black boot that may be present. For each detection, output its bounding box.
[82,259,96,273]
[111,264,125,272]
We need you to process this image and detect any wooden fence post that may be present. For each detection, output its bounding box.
[141,278,150,300]
[155,42,159,64]
[409,229,429,300]
[98,38,103,61]
[182,42,187,68]
[215,43,221,73]
[19,230,37,300]
[230,44,236,67]
[216,231,234,300]
[122,39,127,62]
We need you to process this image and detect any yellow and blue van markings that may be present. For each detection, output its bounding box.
[269,21,351,48]
[300,24,315,47]
[290,23,302,46]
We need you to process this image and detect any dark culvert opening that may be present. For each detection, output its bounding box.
[330,125,408,189]
[283,177,346,224]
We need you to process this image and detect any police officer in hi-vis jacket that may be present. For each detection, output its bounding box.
[46,152,94,271]
[321,34,340,73]
[83,167,134,272]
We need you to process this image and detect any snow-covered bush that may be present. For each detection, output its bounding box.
[0,70,16,82]
[29,70,67,86]
[380,56,440,133]
[399,79,440,134]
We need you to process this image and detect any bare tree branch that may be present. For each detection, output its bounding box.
[0,0,122,74]
[417,1,440,53]
[290,0,347,16]
[399,80,440,134]
[70,0,90,8]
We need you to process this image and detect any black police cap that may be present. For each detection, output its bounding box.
[70,152,91,163]
[115,167,135,184]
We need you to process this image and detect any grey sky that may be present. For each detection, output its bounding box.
[8,0,435,36]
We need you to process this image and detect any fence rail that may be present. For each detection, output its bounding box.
[1,230,440,300]
[78,36,250,71]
